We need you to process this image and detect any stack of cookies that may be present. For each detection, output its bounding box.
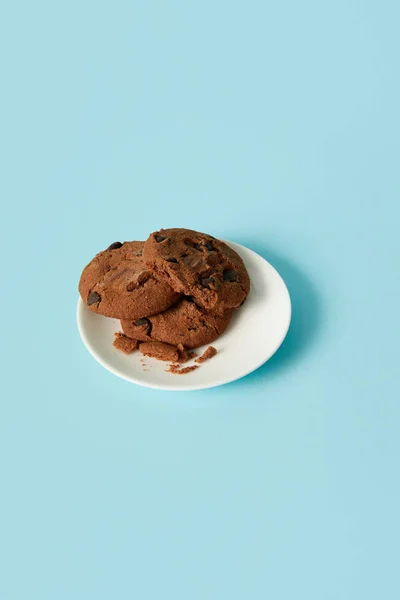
[79,228,250,371]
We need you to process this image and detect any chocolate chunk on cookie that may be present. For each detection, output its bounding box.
[79,241,181,319]
[120,298,233,349]
[143,228,250,313]
[87,291,101,306]
[107,241,124,250]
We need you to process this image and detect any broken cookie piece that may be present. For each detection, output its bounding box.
[143,228,250,313]
[139,341,180,362]
[195,346,217,363]
[113,332,139,354]
[176,343,197,364]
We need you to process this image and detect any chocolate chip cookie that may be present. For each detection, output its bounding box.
[143,228,250,313]
[79,241,181,319]
[120,297,233,349]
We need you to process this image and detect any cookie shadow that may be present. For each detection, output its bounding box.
[233,240,323,385]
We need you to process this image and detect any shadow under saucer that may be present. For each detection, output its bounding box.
[232,240,324,386]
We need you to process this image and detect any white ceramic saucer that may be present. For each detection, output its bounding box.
[77,241,291,391]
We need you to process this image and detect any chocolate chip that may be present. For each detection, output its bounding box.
[137,271,151,285]
[166,258,178,263]
[185,296,195,302]
[87,291,101,305]
[185,239,202,251]
[223,269,238,282]
[134,317,152,335]
[201,277,215,289]
[134,318,148,326]
[194,240,214,252]
[107,242,123,250]
[155,234,167,243]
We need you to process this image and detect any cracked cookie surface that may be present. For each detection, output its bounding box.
[143,228,250,313]
[120,298,233,349]
[79,241,181,319]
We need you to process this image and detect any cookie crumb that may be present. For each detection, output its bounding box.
[167,364,199,375]
[113,332,139,354]
[195,346,217,363]
[139,341,180,362]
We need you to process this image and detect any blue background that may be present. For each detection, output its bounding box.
[1,1,399,598]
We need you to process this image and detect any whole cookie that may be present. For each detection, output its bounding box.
[120,298,233,349]
[143,228,250,313]
[79,241,181,319]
